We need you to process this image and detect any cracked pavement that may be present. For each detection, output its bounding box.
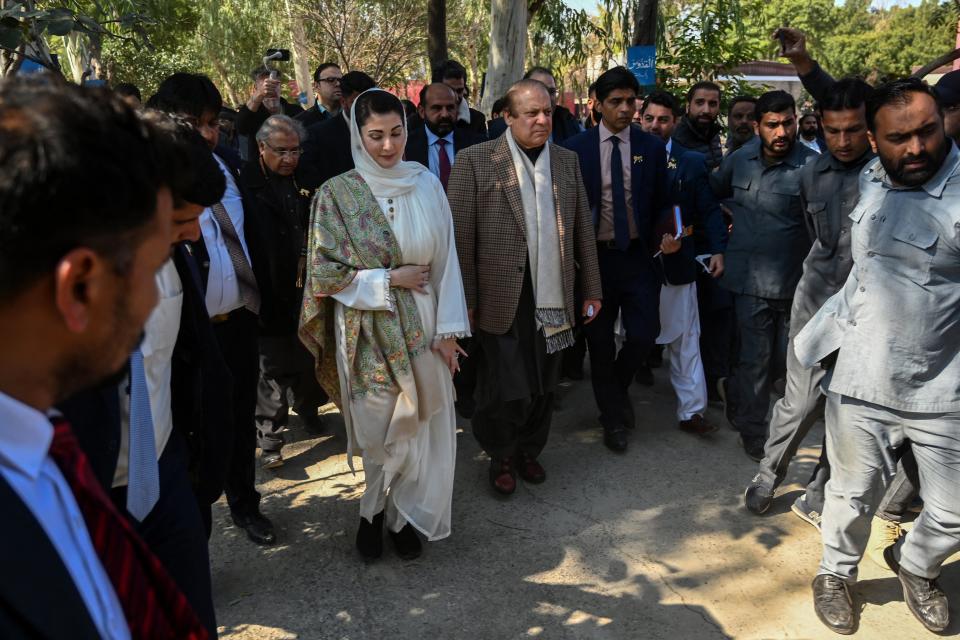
[209,366,960,639]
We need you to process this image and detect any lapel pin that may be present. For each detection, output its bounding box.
[633,155,644,164]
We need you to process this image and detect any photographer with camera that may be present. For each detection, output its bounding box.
[236,64,302,162]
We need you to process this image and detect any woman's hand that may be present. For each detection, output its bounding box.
[433,338,467,377]
[391,265,431,294]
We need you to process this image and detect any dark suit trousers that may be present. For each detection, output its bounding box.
[585,244,661,431]
[112,431,217,638]
[256,334,329,452]
[696,271,737,389]
[212,308,262,515]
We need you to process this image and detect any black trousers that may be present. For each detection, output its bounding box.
[212,308,261,516]
[255,334,328,452]
[696,271,737,389]
[585,244,661,431]
[112,431,217,638]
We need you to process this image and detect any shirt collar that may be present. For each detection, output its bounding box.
[872,141,960,197]
[425,127,454,146]
[820,149,875,173]
[665,139,673,156]
[598,120,630,145]
[745,137,805,168]
[0,391,53,479]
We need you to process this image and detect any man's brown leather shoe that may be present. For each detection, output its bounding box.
[518,452,546,484]
[679,414,718,436]
[489,457,516,495]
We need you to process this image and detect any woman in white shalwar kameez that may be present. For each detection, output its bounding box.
[299,90,470,560]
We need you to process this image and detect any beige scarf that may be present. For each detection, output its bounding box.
[505,128,573,353]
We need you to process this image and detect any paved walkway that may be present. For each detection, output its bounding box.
[209,367,958,639]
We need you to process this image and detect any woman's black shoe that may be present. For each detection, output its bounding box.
[355,512,384,560]
[389,523,423,560]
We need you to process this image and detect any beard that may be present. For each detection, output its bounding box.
[882,141,947,187]
[426,117,455,137]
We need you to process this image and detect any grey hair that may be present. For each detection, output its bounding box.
[256,114,307,144]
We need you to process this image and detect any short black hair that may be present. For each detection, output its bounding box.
[594,66,640,103]
[354,90,405,128]
[312,62,341,83]
[418,82,456,108]
[491,96,508,115]
[432,59,467,83]
[755,90,796,119]
[728,95,756,115]
[340,71,376,98]
[641,90,679,116]
[114,82,141,102]
[524,66,554,81]
[0,76,164,301]
[141,111,226,209]
[818,77,873,114]
[588,81,597,97]
[250,65,281,82]
[147,73,223,118]
[865,77,941,131]
[686,81,721,103]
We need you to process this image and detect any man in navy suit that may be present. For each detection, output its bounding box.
[563,66,670,452]
[639,91,727,437]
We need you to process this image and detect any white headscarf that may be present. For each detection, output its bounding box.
[349,88,428,197]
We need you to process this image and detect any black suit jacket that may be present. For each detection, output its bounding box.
[301,113,353,187]
[409,107,488,137]
[58,245,234,505]
[294,103,333,129]
[404,123,486,168]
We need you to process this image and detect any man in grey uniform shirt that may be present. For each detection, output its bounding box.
[711,90,817,461]
[743,78,875,526]
[796,78,960,635]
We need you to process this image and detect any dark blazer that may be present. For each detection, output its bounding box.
[658,143,727,286]
[0,476,102,639]
[404,123,486,168]
[487,106,583,144]
[58,245,234,506]
[193,151,273,319]
[294,103,334,129]
[301,113,353,187]
[411,107,488,137]
[562,124,671,252]
[448,136,603,335]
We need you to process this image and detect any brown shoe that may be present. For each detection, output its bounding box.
[489,457,516,495]
[518,452,546,484]
[679,414,718,436]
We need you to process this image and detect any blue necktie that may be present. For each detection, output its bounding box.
[127,347,159,521]
[609,136,630,251]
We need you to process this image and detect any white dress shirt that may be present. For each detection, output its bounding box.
[425,128,455,180]
[200,155,253,316]
[800,137,822,154]
[113,259,183,487]
[0,392,129,639]
[596,120,637,241]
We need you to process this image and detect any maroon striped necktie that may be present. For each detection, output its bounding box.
[47,417,208,640]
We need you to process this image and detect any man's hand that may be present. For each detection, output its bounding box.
[709,253,725,278]
[774,27,815,76]
[659,233,682,255]
[582,299,602,324]
[248,77,281,112]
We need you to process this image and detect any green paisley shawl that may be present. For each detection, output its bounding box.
[298,170,432,413]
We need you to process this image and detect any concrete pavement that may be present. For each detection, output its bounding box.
[209,367,958,639]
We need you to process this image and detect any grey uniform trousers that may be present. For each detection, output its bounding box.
[820,392,960,581]
[754,336,830,510]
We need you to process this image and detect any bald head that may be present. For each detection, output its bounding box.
[504,79,551,117]
[418,82,458,136]
[503,79,552,149]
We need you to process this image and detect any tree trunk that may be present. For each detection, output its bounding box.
[284,0,312,107]
[481,0,527,115]
[427,0,447,76]
[631,0,658,47]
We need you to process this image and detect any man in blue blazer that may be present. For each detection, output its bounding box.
[639,91,727,437]
[562,66,671,452]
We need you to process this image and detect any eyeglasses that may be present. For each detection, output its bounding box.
[263,141,303,158]
[545,87,558,96]
[318,77,342,85]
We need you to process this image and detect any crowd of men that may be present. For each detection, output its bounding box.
[2,23,959,637]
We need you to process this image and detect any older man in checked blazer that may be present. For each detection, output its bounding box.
[448,79,602,497]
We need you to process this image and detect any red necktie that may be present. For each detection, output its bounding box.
[437,138,451,191]
[47,417,208,640]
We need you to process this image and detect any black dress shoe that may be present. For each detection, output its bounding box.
[231,509,277,546]
[885,546,949,632]
[356,512,384,560]
[812,574,857,635]
[389,523,423,560]
[604,428,629,453]
[634,365,654,387]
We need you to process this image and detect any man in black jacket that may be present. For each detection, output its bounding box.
[405,83,485,187]
[242,114,329,469]
[432,59,488,136]
[301,70,376,186]
[236,66,303,161]
[672,81,724,169]
[294,62,342,128]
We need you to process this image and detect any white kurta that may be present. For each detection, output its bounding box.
[330,173,469,541]
[656,282,708,421]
